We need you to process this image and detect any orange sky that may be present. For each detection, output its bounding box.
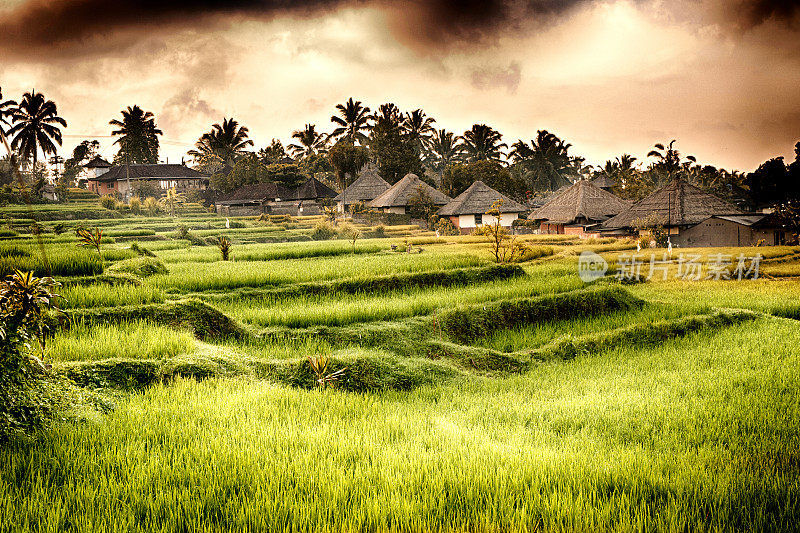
[0,0,798,172]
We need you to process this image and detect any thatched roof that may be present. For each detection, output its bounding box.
[602,178,745,229]
[529,180,631,224]
[216,182,291,205]
[591,175,616,190]
[89,164,208,182]
[368,173,451,208]
[438,181,526,216]
[85,156,111,168]
[333,167,391,204]
[294,177,337,200]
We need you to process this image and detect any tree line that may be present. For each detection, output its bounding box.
[1,87,798,209]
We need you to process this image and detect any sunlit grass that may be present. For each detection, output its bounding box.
[58,284,165,309]
[44,320,195,362]
[3,319,798,531]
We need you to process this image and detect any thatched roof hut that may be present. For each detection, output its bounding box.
[529,180,631,224]
[216,182,291,205]
[438,181,526,216]
[590,175,616,191]
[602,178,744,229]
[294,177,336,201]
[368,173,451,211]
[333,167,391,205]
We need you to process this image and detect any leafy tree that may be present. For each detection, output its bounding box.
[109,105,162,164]
[257,139,287,165]
[407,186,437,225]
[330,97,371,145]
[774,200,800,244]
[442,161,525,198]
[264,163,307,188]
[212,154,266,193]
[645,140,695,190]
[288,124,327,159]
[188,117,253,168]
[461,124,507,163]
[7,90,67,171]
[369,106,422,184]
[746,157,794,208]
[328,141,369,191]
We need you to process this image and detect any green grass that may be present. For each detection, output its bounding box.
[2,319,798,531]
[220,270,582,328]
[58,284,165,309]
[44,320,195,362]
[149,252,486,292]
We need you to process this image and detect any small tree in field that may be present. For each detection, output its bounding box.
[337,222,362,252]
[214,236,232,261]
[161,187,185,217]
[76,226,103,256]
[407,186,437,228]
[477,199,527,263]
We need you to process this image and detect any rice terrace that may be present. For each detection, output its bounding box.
[2,1,800,532]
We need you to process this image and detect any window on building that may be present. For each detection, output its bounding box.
[474,213,483,226]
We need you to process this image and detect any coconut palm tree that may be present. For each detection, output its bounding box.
[330,97,371,145]
[6,90,67,171]
[109,105,162,164]
[0,87,17,143]
[427,129,464,173]
[513,130,575,191]
[403,109,436,153]
[189,117,253,166]
[646,140,694,182]
[287,124,326,159]
[461,124,507,163]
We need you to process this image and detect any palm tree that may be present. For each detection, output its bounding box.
[7,90,67,171]
[513,130,575,191]
[646,140,694,183]
[427,129,464,173]
[109,105,162,164]
[330,97,371,145]
[188,117,253,166]
[0,87,17,143]
[461,124,507,163]
[403,109,436,153]
[287,124,326,159]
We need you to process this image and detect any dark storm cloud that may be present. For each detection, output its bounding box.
[0,0,593,58]
[735,0,800,27]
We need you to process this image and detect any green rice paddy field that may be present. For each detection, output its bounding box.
[1,202,799,532]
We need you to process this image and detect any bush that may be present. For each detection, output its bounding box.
[108,257,169,278]
[311,220,337,241]
[0,271,64,438]
[434,218,459,236]
[100,195,116,210]
[128,197,142,214]
[373,224,386,238]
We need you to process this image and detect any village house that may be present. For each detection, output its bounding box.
[438,180,527,234]
[292,177,337,215]
[87,163,209,198]
[368,173,451,214]
[600,178,787,246]
[529,179,632,236]
[334,167,391,213]
[214,182,291,216]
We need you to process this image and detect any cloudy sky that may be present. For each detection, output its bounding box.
[0,0,798,171]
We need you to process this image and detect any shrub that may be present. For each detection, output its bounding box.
[0,271,64,438]
[434,218,459,236]
[128,197,142,214]
[337,222,362,252]
[311,220,336,241]
[373,224,386,238]
[143,196,160,216]
[214,236,232,261]
[100,195,116,210]
[108,257,169,278]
